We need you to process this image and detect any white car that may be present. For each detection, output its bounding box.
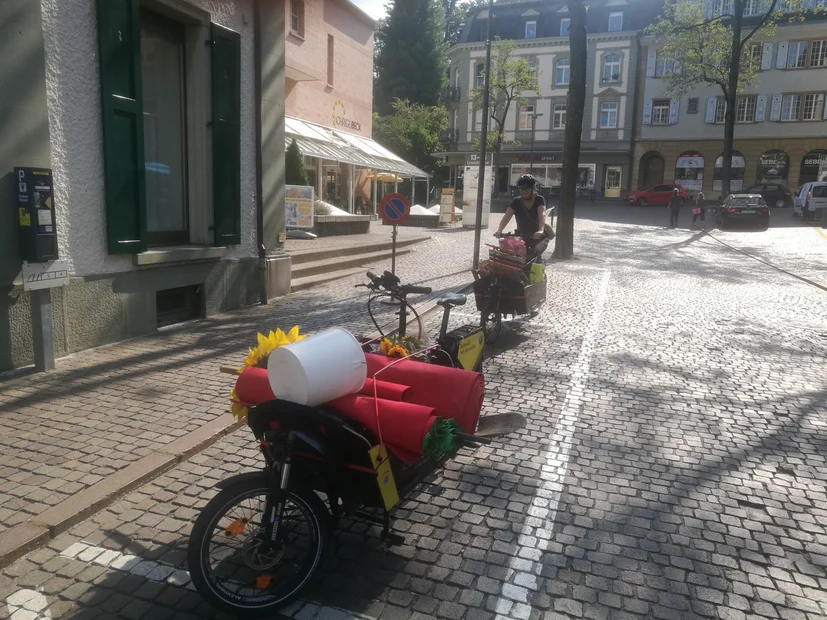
[793,181,827,221]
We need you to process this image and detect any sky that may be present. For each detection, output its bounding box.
[352,0,387,20]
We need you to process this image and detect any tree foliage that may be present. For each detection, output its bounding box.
[555,0,587,259]
[443,0,487,45]
[285,138,309,186]
[471,39,539,169]
[374,0,448,116]
[646,0,810,195]
[373,99,448,181]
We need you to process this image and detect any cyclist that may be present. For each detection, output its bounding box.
[495,174,549,256]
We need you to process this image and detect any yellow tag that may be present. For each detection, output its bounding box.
[369,445,399,510]
[457,331,485,371]
[18,208,31,227]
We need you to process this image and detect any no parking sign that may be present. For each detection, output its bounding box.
[380,193,410,225]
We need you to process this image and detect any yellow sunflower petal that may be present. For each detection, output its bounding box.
[287,326,301,342]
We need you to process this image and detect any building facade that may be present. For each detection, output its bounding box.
[284,0,427,214]
[0,0,289,371]
[633,16,827,198]
[442,0,661,200]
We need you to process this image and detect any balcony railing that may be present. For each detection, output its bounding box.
[440,86,462,103]
[439,128,460,144]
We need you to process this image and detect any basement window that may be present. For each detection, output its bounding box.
[156,284,203,328]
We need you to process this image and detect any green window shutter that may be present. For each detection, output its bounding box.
[211,24,241,246]
[96,0,146,254]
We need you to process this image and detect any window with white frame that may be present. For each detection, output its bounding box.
[608,12,623,32]
[655,54,668,77]
[715,97,727,123]
[735,96,757,122]
[742,0,760,15]
[553,103,566,129]
[560,18,570,36]
[525,20,537,39]
[803,93,825,120]
[555,58,570,85]
[746,43,762,67]
[687,98,699,113]
[602,54,621,82]
[811,40,827,67]
[475,108,483,129]
[600,102,618,128]
[476,63,485,87]
[652,99,670,125]
[781,94,801,121]
[714,0,732,16]
[519,105,534,130]
[788,41,809,68]
[527,58,537,81]
[290,0,305,36]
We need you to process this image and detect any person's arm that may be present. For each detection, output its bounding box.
[534,207,545,239]
[495,208,514,236]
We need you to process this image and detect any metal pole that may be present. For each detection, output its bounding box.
[31,288,55,372]
[412,176,416,205]
[530,115,536,176]
[391,224,398,275]
[472,0,494,271]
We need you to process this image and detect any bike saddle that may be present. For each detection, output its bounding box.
[437,293,467,307]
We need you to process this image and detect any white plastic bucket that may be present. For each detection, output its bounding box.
[267,327,367,406]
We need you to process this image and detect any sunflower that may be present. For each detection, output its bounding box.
[241,326,306,370]
[378,334,424,358]
[229,388,249,422]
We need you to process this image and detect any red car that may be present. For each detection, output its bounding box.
[624,184,689,206]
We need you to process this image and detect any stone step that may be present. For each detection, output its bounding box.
[290,247,415,280]
[290,267,366,292]
[289,235,429,265]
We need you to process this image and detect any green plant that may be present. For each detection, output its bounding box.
[286,138,309,186]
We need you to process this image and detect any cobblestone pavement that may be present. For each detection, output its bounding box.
[2,206,827,620]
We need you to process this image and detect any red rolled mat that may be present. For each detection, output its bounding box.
[234,366,276,405]
[358,378,411,401]
[327,394,437,462]
[364,354,484,433]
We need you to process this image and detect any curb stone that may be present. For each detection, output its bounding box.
[0,282,474,569]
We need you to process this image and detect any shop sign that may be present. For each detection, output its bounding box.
[757,150,789,181]
[332,99,362,133]
[516,155,557,162]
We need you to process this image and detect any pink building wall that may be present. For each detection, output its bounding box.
[285,0,374,137]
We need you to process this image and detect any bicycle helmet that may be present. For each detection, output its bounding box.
[516,174,537,189]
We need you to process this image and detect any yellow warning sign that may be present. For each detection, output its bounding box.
[18,208,31,227]
[457,331,484,371]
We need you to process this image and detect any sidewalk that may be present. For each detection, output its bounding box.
[0,226,490,565]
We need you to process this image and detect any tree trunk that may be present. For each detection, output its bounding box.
[721,1,743,198]
[554,0,587,259]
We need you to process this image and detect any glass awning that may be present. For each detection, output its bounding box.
[285,116,429,178]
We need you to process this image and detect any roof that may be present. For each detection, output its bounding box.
[285,116,429,178]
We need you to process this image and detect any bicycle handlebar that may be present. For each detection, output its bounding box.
[403,285,432,294]
[364,271,430,296]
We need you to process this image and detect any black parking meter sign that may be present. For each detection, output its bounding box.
[15,167,59,262]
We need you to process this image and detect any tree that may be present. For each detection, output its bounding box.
[285,138,309,186]
[471,39,539,185]
[373,99,449,183]
[555,0,587,259]
[443,0,487,45]
[374,0,447,116]
[646,0,809,197]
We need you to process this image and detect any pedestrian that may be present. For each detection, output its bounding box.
[692,191,706,227]
[667,188,684,228]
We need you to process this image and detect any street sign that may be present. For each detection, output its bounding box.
[22,260,69,292]
[380,193,410,224]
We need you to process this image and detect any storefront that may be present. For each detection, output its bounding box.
[756,150,790,186]
[674,151,704,192]
[713,151,745,192]
[799,149,827,186]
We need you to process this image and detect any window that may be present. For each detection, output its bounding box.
[476,63,485,87]
[747,43,762,67]
[652,99,671,125]
[600,102,618,128]
[608,12,623,31]
[141,10,188,245]
[527,58,537,81]
[788,41,809,68]
[655,54,668,77]
[555,58,570,85]
[715,97,727,123]
[714,0,732,15]
[96,3,241,254]
[687,98,699,114]
[560,18,571,36]
[736,96,756,122]
[742,0,760,15]
[781,94,801,121]
[475,108,483,130]
[327,35,334,85]
[811,40,827,67]
[803,93,825,120]
[290,0,305,37]
[602,54,621,82]
[519,105,534,130]
[553,103,566,129]
[525,20,537,39]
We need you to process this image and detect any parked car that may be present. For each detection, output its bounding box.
[793,181,827,221]
[716,194,770,230]
[624,184,688,206]
[742,183,792,208]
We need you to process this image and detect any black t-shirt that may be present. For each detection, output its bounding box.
[509,195,545,235]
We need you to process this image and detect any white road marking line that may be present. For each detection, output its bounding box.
[492,269,611,620]
[58,541,374,619]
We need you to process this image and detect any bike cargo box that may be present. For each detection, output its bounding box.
[473,273,547,317]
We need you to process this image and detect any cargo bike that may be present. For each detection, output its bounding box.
[186,271,524,617]
[473,232,548,343]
